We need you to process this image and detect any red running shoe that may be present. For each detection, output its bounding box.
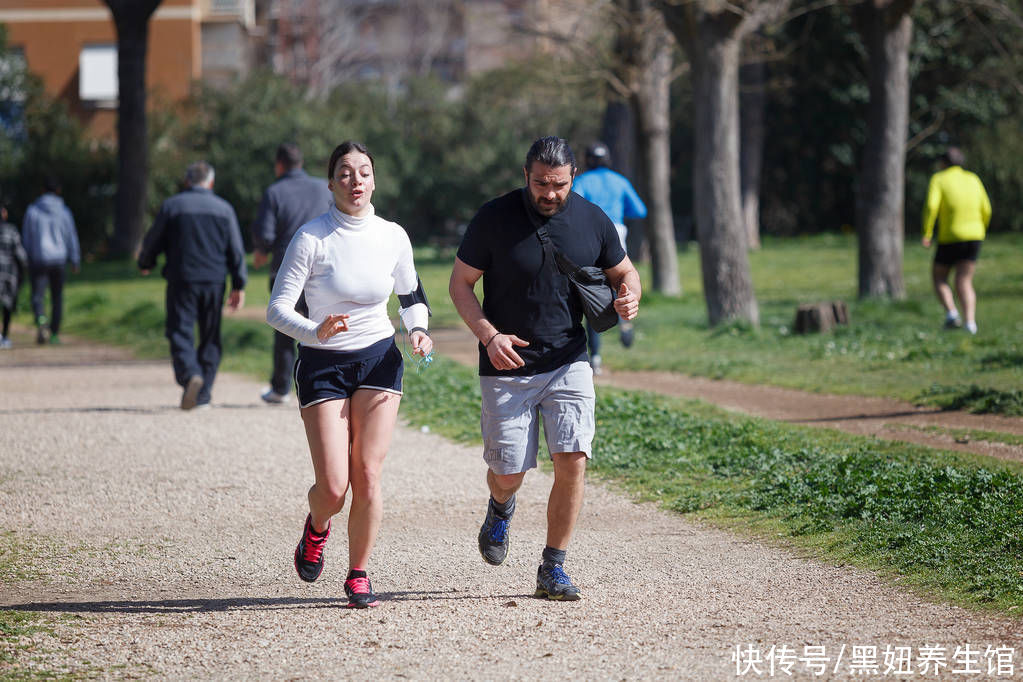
[293,514,330,583]
[344,570,380,608]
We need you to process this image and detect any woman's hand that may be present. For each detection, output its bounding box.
[410,330,433,357]
[316,313,349,342]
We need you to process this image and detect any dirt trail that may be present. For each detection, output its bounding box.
[1,332,1021,679]
[428,327,1023,463]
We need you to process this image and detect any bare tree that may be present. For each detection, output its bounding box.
[656,0,789,326]
[530,1,682,295]
[306,1,463,97]
[854,0,914,299]
[740,35,767,250]
[628,2,680,295]
[102,0,163,257]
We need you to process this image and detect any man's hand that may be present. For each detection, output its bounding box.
[227,289,245,312]
[253,249,268,269]
[410,330,433,357]
[316,313,349,342]
[921,237,932,248]
[486,332,529,370]
[140,269,151,276]
[614,282,639,320]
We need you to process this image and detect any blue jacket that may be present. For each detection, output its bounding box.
[571,167,647,225]
[21,193,80,268]
[250,169,333,276]
[138,187,247,290]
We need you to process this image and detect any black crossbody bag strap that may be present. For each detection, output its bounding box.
[521,188,579,275]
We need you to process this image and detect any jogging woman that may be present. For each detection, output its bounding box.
[267,140,432,608]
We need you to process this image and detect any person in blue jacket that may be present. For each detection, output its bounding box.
[21,177,80,345]
[571,142,646,374]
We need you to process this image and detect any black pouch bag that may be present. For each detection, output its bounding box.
[523,190,618,333]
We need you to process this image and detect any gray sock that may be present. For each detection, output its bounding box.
[490,494,515,519]
[542,546,566,566]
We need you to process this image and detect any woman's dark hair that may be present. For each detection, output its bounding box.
[524,136,576,174]
[327,141,374,179]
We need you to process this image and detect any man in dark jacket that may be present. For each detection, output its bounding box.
[21,177,80,344]
[251,142,332,404]
[138,161,247,410]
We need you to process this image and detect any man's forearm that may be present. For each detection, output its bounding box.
[449,281,497,344]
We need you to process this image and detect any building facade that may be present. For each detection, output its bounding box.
[0,0,260,138]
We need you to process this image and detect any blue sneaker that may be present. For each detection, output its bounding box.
[477,498,513,566]
[535,562,581,601]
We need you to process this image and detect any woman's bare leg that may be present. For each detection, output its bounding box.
[346,389,401,569]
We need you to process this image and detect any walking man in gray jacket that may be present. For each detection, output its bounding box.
[21,177,80,345]
[138,161,247,410]
[251,142,332,404]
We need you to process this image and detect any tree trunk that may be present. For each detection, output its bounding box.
[740,47,766,250]
[662,6,758,326]
[103,0,162,257]
[632,15,679,295]
[855,1,913,299]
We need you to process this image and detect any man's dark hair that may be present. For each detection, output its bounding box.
[585,141,611,169]
[276,142,303,171]
[524,136,576,174]
[943,146,965,167]
[327,140,374,180]
[43,176,61,194]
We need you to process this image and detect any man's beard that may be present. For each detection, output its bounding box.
[527,189,567,217]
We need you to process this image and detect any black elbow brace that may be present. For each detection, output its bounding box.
[398,276,432,316]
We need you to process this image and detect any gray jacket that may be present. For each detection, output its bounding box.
[21,193,80,268]
[250,169,333,276]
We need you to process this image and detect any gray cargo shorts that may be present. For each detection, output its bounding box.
[479,360,595,475]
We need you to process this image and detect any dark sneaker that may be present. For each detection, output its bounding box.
[535,562,581,601]
[180,374,204,410]
[36,319,49,345]
[943,317,963,330]
[344,571,380,608]
[477,500,513,566]
[620,321,635,348]
[293,514,330,583]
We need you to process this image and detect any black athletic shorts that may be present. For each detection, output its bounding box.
[294,337,403,408]
[934,240,982,266]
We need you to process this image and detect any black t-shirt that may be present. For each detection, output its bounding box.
[457,188,626,376]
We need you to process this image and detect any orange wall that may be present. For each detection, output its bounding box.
[0,0,200,138]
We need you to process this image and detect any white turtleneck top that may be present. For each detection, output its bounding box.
[266,203,429,351]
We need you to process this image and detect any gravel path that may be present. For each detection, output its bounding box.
[2,335,1021,679]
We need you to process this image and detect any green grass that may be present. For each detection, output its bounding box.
[401,358,1023,613]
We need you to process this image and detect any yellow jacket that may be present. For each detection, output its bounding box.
[922,165,991,244]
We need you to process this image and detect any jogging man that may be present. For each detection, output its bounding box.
[921,146,992,335]
[571,141,647,373]
[251,142,333,404]
[449,136,641,601]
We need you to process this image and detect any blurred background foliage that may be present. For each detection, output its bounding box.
[0,3,1020,258]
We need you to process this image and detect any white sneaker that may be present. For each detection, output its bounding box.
[261,388,290,404]
[965,321,977,335]
[0,337,11,349]
[590,354,602,376]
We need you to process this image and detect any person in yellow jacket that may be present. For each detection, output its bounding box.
[921,147,991,334]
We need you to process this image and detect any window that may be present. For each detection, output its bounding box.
[79,44,118,106]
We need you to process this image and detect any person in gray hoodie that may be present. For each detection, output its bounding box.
[21,177,80,344]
